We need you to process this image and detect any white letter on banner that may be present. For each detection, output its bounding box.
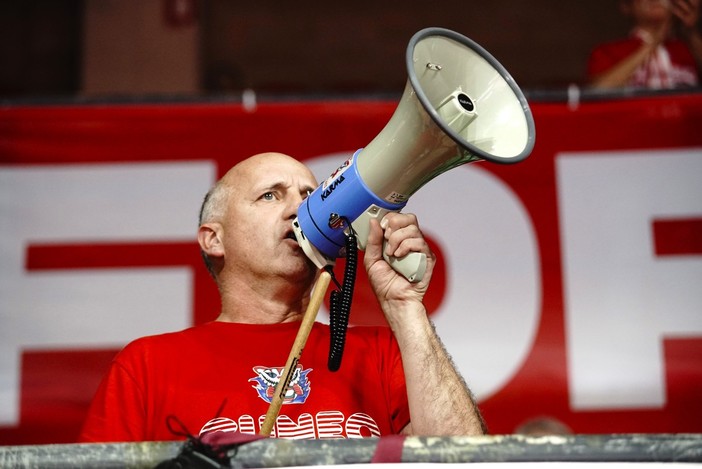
[306,154,541,401]
[557,149,702,410]
[0,162,215,425]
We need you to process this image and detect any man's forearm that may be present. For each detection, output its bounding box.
[390,307,486,436]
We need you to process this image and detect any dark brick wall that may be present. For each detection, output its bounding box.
[199,1,630,93]
[1,1,637,98]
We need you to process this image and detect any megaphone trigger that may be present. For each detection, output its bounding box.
[385,251,427,284]
[352,205,428,283]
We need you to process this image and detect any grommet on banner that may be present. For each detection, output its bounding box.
[567,83,580,111]
[242,88,257,112]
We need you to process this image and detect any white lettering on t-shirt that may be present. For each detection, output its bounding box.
[346,412,382,438]
[316,410,345,439]
[199,411,381,439]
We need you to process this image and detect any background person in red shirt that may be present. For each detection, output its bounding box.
[587,0,702,89]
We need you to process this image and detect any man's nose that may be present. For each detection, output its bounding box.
[285,194,303,219]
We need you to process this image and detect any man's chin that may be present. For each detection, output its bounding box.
[303,259,320,279]
[286,255,319,281]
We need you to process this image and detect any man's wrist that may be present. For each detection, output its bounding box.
[382,302,430,338]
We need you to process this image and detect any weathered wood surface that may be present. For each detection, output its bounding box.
[0,441,180,468]
[1,434,701,468]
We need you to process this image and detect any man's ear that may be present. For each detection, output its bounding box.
[198,223,224,259]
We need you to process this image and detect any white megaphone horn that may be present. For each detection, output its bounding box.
[293,27,536,282]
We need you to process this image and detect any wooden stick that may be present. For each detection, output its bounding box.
[259,270,332,436]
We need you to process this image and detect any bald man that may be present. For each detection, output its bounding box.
[80,153,485,442]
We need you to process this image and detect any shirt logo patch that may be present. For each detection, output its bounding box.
[249,365,312,404]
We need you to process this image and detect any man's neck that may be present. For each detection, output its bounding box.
[215,274,311,324]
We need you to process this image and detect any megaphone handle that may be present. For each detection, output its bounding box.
[384,249,427,283]
[351,206,427,283]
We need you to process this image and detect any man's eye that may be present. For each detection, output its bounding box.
[261,192,275,201]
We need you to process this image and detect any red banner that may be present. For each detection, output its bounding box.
[1,93,701,444]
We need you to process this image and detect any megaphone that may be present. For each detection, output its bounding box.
[293,27,535,282]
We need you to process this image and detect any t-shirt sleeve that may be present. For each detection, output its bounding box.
[587,44,616,81]
[78,342,147,443]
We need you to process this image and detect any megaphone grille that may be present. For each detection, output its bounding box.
[408,28,535,163]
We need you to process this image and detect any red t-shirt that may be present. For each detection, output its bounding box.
[587,36,699,88]
[79,321,409,442]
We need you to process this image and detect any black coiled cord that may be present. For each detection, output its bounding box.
[327,223,358,372]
